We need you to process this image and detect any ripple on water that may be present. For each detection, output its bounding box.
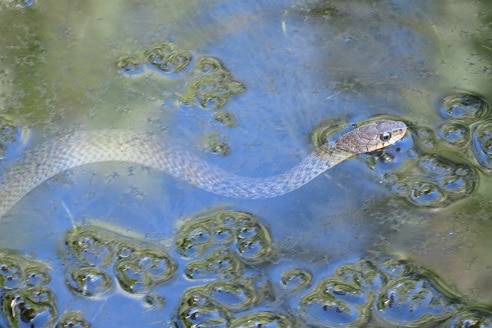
[1,231,490,326]
[65,229,116,267]
[310,118,347,148]
[2,286,57,327]
[116,42,192,77]
[62,225,176,297]
[66,266,112,297]
[58,310,91,328]
[299,278,370,327]
[471,119,492,173]
[335,259,388,292]
[213,111,236,127]
[445,309,492,328]
[206,280,258,311]
[229,311,296,327]
[437,123,470,147]
[365,92,491,207]
[205,135,230,156]
[265,255,477,328]
[434,93,492,176]
[175,210,274,268]
[409,180,447,207]
[180,56,246,110]
[374,277,457,326]
[145,43,192,74]
[0,250,50,291]
[0,260,23,290]
[382,150,479,208]
[0,251,54,327]
[415,126,437,150]
[439,93,490,122]
[280,268,313,292]
[115,55,144,76]
[184,248,243,280]
[114,247,176,294]
[177,287,231,327]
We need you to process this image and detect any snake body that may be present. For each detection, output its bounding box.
[0,120,406,217]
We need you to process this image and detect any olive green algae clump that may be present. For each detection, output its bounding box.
[63,226,176,296]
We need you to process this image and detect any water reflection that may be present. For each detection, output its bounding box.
[0,0,491,326]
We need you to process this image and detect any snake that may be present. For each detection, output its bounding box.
[0,119,406,217]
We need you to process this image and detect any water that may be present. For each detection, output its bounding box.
[0,0,491,326]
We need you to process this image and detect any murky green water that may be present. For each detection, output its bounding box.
[0,0,491,327]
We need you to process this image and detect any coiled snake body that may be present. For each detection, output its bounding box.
[0,120,406,217]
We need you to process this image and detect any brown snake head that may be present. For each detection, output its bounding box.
[334,120,407,154]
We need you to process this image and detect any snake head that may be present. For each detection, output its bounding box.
[334,120,407,154]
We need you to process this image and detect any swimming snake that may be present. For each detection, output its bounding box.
[0,119,407,217]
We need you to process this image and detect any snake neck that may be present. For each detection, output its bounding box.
[315,144,355,164]
[188,144,354,199]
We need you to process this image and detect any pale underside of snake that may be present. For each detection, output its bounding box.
[0,120,406,218]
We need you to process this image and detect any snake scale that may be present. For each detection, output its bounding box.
[0,119,406,217]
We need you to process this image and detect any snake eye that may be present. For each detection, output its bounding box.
[380,132,391,142]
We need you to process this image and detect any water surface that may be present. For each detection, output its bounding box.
[0,0,491,326]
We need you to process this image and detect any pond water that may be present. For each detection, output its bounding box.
[0,0,491,327]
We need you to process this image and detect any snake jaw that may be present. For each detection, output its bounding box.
[334,120,407,154]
